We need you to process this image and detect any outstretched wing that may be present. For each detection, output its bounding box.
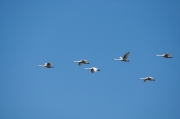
[165,53,171,58]
[78,62,82,66]
[123,52,130,60]
[144,79,148,82]
[81,60,87,63]
[91,69,95,73]
[46,62,51,67]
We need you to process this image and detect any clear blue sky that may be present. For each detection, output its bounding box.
[1,0,180,119]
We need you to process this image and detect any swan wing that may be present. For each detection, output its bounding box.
[91,68,95,73]
[82,60,87,63]
[123,52,130,59]
[46,62,51,67]
[165,54,171,57]
[144,79,148,82]
[78,62,82,66]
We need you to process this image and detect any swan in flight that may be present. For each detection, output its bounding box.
[139,77,155,82]
[73,59,90,66]
[38,62,54,68]
[84,67,100,73]
[156,53,172,58]
[114,52,130,62]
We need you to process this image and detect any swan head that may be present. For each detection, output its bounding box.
[97,69,100,71]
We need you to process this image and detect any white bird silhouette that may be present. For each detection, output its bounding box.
[156,53,172,58]
[38,62,54,68]
[114,52,130,62]
[84,67,100,73]
[139,77,155,82]
[73,59,90,66]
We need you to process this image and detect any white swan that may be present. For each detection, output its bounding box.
[73,59,90,66]
[156,53,172,58]
[38,62,54,68]
[114,52,130,62]
[139,77,155,82]
[84,67,100,73]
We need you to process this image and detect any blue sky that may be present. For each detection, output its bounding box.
[0,0,180,119]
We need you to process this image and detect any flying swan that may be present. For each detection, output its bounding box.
[156,53,172,58]
[114,52,130,62]
[139,77,155,82]
[73,59,90,66]
[84,67,100,73]
[38,62,54,68]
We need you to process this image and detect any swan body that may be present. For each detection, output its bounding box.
[38,62,54,68]
[156,53,172,58]
[114,52,130,62]
[84,67,100,73]
[139,77,155,82]
[74,59,90,66]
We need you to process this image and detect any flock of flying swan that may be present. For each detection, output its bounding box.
[38,52,172,82]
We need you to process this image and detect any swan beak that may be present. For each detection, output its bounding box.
[97,69,100,71]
